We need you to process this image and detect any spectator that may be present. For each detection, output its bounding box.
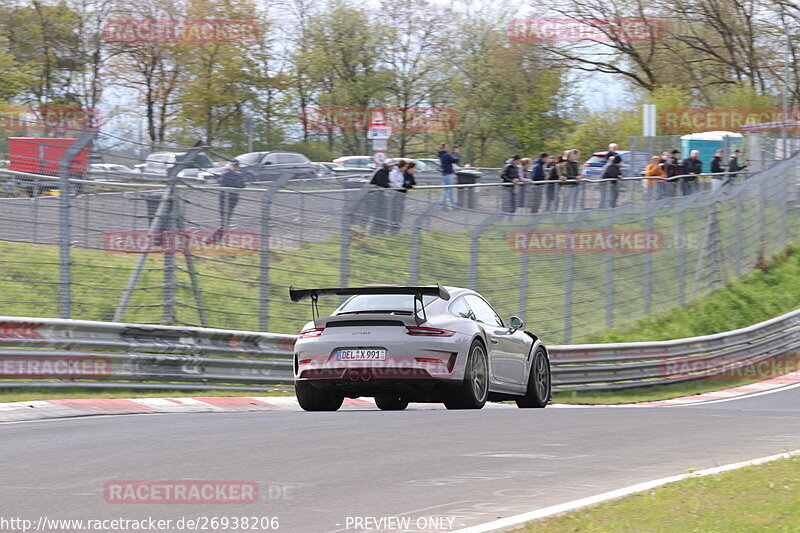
[369,158,396,234]
[218,160,245,232]
[530,152,547,213]
[438,143,460,209]
[562,149,581,212]
[388,160,411,234]
[681,149,702,196]
[606,143,619,161]
[545,155,559,211]
[664,149,682,196]
[645,155,666,200]
[601,155,622,208]
[727,149,750,183]
[369,159,395,187]
[500,154,524,213]
[710,149,727,192]
[520,157,533,209]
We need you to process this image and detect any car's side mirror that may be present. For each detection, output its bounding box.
[509,316,523,332]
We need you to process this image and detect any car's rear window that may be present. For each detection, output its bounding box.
[337,294,436,314]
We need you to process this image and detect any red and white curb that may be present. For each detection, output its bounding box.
[0,397,515,423]
[550,370,800,408]
[2,371,799,423]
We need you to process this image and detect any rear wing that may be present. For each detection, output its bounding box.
[288,284,451,325]
[289,284,450,303]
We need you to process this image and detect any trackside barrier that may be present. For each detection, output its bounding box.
[1,309,799,392]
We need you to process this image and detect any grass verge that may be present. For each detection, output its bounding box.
[0,386,295,403]
[516,454,800,532]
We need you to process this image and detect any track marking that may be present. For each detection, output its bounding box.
[452,449,800,533]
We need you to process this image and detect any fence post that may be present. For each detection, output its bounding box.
[113,145,206,322]
[734,194,742,278]
[469,214,502,290]
[677,205,687,307]
[259,174,295,331]
[409,202,444,284]
[563,211,589,344]
[162,197,177,324]
[340,188,371,288]
[57,130,97,319]
[644,209,653,315]
[517,213,548,322]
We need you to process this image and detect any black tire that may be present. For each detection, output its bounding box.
[445,340,489,410]
[374,395,408,411]
[516,346,551,408]
[295,381,344,412]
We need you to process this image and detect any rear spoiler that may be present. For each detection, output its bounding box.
[289,284,450,303]
[288,284,450,325]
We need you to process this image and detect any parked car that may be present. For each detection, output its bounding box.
[233,151,315,182]
[290,284,551,412]
[581,150,650,179]
[311,162,348,178]
[332,156,376,171]
[137,151,215,180]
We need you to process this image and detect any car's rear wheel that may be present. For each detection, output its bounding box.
[445,340,488,410]
[295,381,344,412]
[516,347,551,408]
[374,395,408,411]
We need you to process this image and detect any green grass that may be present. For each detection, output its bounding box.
[587,246,800,343]
[0,386,295,403]
[516,454,800,532]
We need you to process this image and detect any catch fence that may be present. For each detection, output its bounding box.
[0,127,798,344]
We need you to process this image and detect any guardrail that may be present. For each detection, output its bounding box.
[1,309,798,392]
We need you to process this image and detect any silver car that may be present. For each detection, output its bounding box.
[289,285,551,411]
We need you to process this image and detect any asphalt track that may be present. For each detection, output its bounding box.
[2,384,800,533]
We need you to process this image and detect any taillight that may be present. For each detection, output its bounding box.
[415,357,444,364]
[298,358,312,365]
[299,327,324,339]
[582,164,589,167]
[406,326,455,337]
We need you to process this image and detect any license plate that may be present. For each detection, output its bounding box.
[337,349,386,361]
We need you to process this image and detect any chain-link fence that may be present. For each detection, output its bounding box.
[1,124,798,344]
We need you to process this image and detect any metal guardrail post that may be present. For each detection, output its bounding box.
[259,174,295,332]
[409,203,444,284]
[57,130,97,318]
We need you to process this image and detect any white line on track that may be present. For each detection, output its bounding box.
[452,449,800,533]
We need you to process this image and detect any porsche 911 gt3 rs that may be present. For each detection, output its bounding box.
[289,285,551,411]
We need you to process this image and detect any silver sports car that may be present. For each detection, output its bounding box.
[289,285,551,411]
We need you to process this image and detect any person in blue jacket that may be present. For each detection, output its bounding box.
[438,142,460,208]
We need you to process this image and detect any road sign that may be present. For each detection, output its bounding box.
[367,125,392,140]
[371,139,388,150]
[373,151,387,165]
[370,109,387,125]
